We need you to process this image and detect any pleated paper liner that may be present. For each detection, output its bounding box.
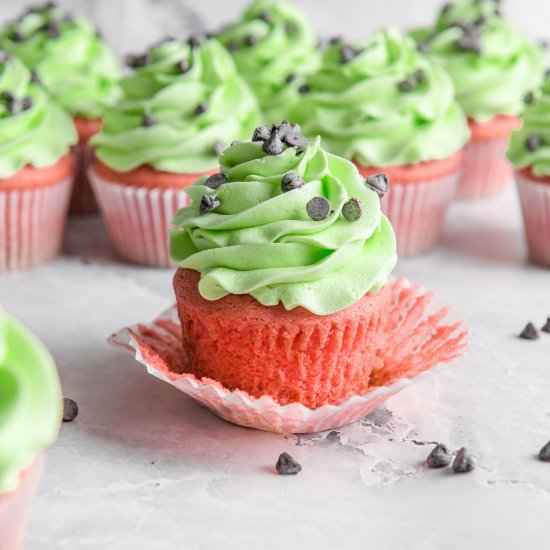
[110,278,468,434]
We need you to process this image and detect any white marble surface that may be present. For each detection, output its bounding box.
[1,183,549,548]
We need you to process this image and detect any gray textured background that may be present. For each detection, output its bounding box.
[0,1,545,58]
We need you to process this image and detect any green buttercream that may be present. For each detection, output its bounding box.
[92,38,260,173]
[291,27,469,166]
[218,0,319,124]
[0,4,121,119]
[170,135,397,315]
[0,308,62,493]
[410,0,545,122]
[507,77,550,176]
[0,53,77,178]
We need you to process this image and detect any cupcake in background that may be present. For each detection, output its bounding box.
[507,75,550,267]
[292,28,469,256]
[410,0,545,199]
[170,122,397,408]
[0,51,76,272]
[90,36,260,267]
[217,0,319,123]
[0,307,62,549]
[0,2,121,214]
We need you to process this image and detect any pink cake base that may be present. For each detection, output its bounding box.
[110,278,468,433]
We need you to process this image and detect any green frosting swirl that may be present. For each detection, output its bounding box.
[410,0,545,122]
[93,38,260,173]
[0,3,121,119]
[0,52,77,178]
[218,0,319,124]
[170,134,397,315]
[291,27,469,166]
[507,77,550,176]
[0,308,62,493]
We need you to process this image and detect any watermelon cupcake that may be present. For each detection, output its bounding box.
[0,51,77,272]
[0,2,121,214]
[217,0,319,123]
[291,28,469,256]
[170,122,397,408]
[90,36,260,267]
[0,307,62,548]
[411,0,545,199]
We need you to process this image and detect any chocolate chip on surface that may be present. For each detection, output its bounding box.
[525,135,541,152]
[276,452,302,475]
[188,35,205,48]
[199,195,221,215]
[62,398,78,422]
[142,113,156,127]
[245,34,257,47]
[426,444,452,468]
[262,129,285,155]
[195,102,208,115]
[455,35,481,54]
[452,447,475,473]
[204,173,227,189]
[126,53,148,68]
[11,30,25,43]
[365,173,389,198]
[340,44,357,64]
[30,69,41,84]
[0,90,14,103]
[306,196,331,220]
[520,322,539,340]
[45,22,61,38]
[524,91,535,104]
[259,11,272,23]
[213,141,225,156]
[281,172,305,192]
[398,79,414,93]
[298,83,311,94]
[412,69,426,84]
[541,318,550,333]
[252,125,272,142]
[342,198,363,222]
[285,73,296,83]
[539,441,550,462]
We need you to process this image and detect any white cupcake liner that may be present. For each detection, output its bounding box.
[70,142,98,215]
[516,170,550,267]
[109,278,469,434]
[89,168,191,267]
[0,177,72,272]
[381,171,459,257]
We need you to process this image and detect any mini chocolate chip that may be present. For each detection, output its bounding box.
[199,195,221,215]
[365,173,389,198]
[11,30,25,43]
[259,11,272,23]
[412,69,426,84]
[342,198,362,222]
[30,69,41,84]
[426,444,452,468]
[285,22,296,34]
[524,91,535,105]
[276,452,302,475]
[519,322,539,340]
[262,129,285,155]
[298,83,311,94]
[306,196,331,220]
[281,172,304,192]
[195,102,208,115]
[204,172,227,189]
[45,22,61,38]
[176,58,190,73]
[227,40,239,51]
[21,96,32,111]
[525,135,541,152]
[0,91,14,103]
[252,125,272,142]
[62,398,78,422]
[452,447,475,473]
[285,132,308,148]
[245,34,257,46]
[126,53,148,68]
[188,35,205,48]
[277,120,292,139]
[539,441,550,462]
[541,318,550,333]
[340,44,357,64]
[213,141,225,156]
[398,79,414,93]
[142,113,156,127]
[285,73,296,83]
[455,35,481,54]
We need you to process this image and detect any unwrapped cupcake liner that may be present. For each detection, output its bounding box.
[0,455,43,550]
[89,168,191,267]
[381,171,459,257]
[70,142,98,215]
[0,177,72,272]
[516,170,550,267]
[110,278,469,434]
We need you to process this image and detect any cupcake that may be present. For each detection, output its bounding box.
[0,50,77,272]
[0,307,62,547]
[90,36,260,267]
[291,28,469,256]
[0,2,121,214]
[411,0,545,199]
[507,75,550,267]
[170,122,397,409]
[217,0,319,123]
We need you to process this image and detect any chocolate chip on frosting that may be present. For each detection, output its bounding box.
[227,40,239,52]
[30,69,41,84]
[281,172,305,193]
[199,195,221,215]
[213,141,225,156]
[285,131,308,149]
[306,196,331,220]
[524,91,535,105]
[0,91,14,103]
[525,135,541,152]
[342,198,363,222]
[126,53,148,68]
[262,129,285,155]
[21,96,32,111]
[519,322,539,340]
[245,34,258,47]
[412,69,426,85]
[176,58,190,73]
[285,73,296,83]
[398,78,414,93]
[188,35,205,48]
[204,173,227,189]
[365,173,389,198]
[10,30,25,43]
[195,102,208,115]
[259,11,272,23]
[298,83,311,94]
[340,44,357,64]
[44,21,61,39]
[142,113,156,127]
[455,35,481,55]
[252,125,272,142]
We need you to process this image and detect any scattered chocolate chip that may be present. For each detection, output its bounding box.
[213,141,225,156]
[204,172,227,189]
[342,198,362,222]
[252,125,272,142]
[285,22,296,35]
[541,318,550,333]
[126,53,148,68]
[524,91,535,105]
[426,444,452,468]
[45,22,61,39]
[281,172,305,192]
[539,441,550,462]
[525,135,541,152]
[340,44,357,64]
[455,35,481,55]
[519,322,539,340]
[285,73,296,83]
[245,34,257,47]
[62,398,78,422]
[285,132,308,148]
[259,10,272,23]
[176,58,190,73]
[298,83,311,94]
[21,96,32,111]
[0,91,14,103]
[195,102,208,115]
[365,173,389,198]
[199,195,221,215]
[11,30,25,43]
[30,70,41,84]
[452,447,475,473]
[276,452,302,475]
[306,196,331,220]
[227,40,239,52]
[262,129,285,155]
[398,79,414,93]
[412,69,426,85]
[276,120,292,139]
[188,35,205,48]
[142,113,156,127]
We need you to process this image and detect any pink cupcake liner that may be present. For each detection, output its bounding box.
[89,168,191,267]
[69,143,98,215]
[110,278,469,434]
[515,170,550,267]
[381,171,459,257]
[456,137,513,199]
[0,177,72,272]
[0,455,43,550]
